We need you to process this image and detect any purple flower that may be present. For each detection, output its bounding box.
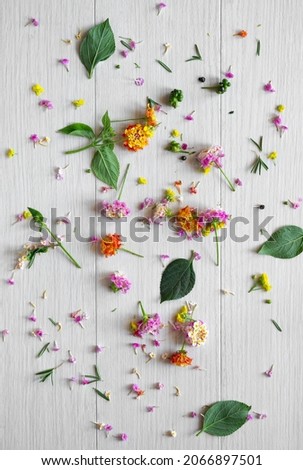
[272,115,288,137]
[147,406,157,412]
[235,178,243,186]
[104,424,113,432]
[157,2,167,15]
[140,197,155,210]
[196,145,225,171]
[32,328,46,341]
[152,339,161,347]
[181,143,188,150]
[121,433,128,441]
[247,414,254,421]
[189,411,197,418]
[95,345,105,353]
[70,309,88,328]
[264,81,275,92]
[121,50,129,58]
[131,342,141,354]
[185,111,195,121]
[52,341,60,352]
[129,40,136,50]
[1,329,10,341]
[7,277,15,286]
[26,18,39,27]
[102,200,130,218]
[30,134,40,147]
[133,313,163,338]
[28,313,37,322]
[134,77,144,86]
[110,272,131,294]
[68,350,76,363]
[59,58,70,72]
[193,251,202,261]
[39,100,54,110]
[265,365,273,377]
[81,377,90,385]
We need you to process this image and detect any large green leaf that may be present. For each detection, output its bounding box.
[57,123,95,140]
[258,225,303,259]
[197,400,251,437]
[160,255,195,303]
[91,146,120,189]
[80,19,115,79]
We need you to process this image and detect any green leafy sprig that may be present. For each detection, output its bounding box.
[84,365,102,384]
[28,207,81,269]
[35,362,64,385]
[93,388,110,401]
[58,111,120,188]
[36,342,50,358]
[250,136,268,174]
[185,44,203,62]
[155,59,172,73]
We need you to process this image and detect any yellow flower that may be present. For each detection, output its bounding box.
[202,166,212,174]
[72,99,86,108]
[176,305,188,323]
[6,148,16,158]
[259,273,272,291]
[171,129,181,138]
[165,188,177,202]
[146,105,157,127]
[23,210,31,219]
[123,124,153,151]
[276,104,285,113]
[137,177,148,185]
[268,151,278,160]
[32,83,45,96]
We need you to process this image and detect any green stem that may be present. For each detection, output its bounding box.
[117,163,131,200]
[214,224,220,267]
[180,340,187,352]
[111,117,146,123]
[65,142,94,155]
[138,301,148,321]
[196,429,203,437]
[44,226,81,268]
[248,286,262,293]
[217,166,236,191]
[120,247,144,258]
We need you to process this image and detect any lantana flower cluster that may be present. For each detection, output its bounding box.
[196,145,235,191]
[123,104,158,151]
[130,302,163,338]
[101,200,131,219]
[109,272,131,294]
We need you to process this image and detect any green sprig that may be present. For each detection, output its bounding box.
[185,44,203,62]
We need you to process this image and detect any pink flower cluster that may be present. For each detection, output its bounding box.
[110,272,131,294]
[132,313,163,338]
[196,145,225,171]
[39,100,54,110]
[272,115,288,137]
[102,200,131,218]
[199,208,230,227]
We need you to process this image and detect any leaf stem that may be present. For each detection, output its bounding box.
[120,247,144,258]
[214,224,220,267]
[65,142,94,154]
[44,226,81,268]
[117,163,130,200]
[217,166,236,191]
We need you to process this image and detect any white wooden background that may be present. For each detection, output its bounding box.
[0,0,302,450]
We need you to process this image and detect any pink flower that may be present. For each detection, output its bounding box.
[52,341,60,352]
[95,345,105,353]
[140,197,155,210]
[7,277,15,286]
[121,433,128,442]
[147,406,157,412]
[68,350,76,363]
[129,40,136,50]
[59,58,70,71]
[110,272,131,294]
[70,309,88,328]
[181,143,188,150]
[153,339,161,347]
[26,18,39,27]
[81,377,90,385]
[32,328,46,341]
[196,145,225,171]
[28,313,37,322]
[255,412,267,420]
[121,50,129,58]
[247,414,254,421]
[272,115,288,137]
[1,329,10,341]
[193,252,201,261]
[39,100,54,110]
[265,365,273,377]
[134,77,144,86]
[225,69,234,79]
[156,382,164,390]
[101,186,112,193]
[132,313,163,338]
[190,411,198,418]
[264,81,275,92]
[90,236,99,243]
[235,178,243,186]
[132,384,140,392]
[102,200,130,218]
[157,2,167,15]
[104,424,113,433]
[30,134,40,147]
[185,111,195,121]
[131,342,140,354]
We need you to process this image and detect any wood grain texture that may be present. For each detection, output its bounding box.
[0,0,302,450]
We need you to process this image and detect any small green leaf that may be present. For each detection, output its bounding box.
[155,59,172,73]
[256,39,261,56]
[258,225,303,259]
[93,388,110,401]
[57,123,95,140]
[271,319,282,332]
[91,146,120,189]
[160,254,196,303]
[101,111,111,131]
[120,39,132,51]
[197,400,251,437]
[27,207,44,223]
[37,342,50,358]
[80,19,115,79]
[27,247,48,268]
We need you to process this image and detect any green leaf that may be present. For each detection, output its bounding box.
[258,225,303,259]
[99,111,116,145]
[271,319,282,332]
[120,39,132,51]
[91,146,120,189]
[36,342,50,358]
[93,388,110,401]
[27,247,48,268]
[27,207,44,223]
[160,254,196,303]
[80,19,115,79]
[197,400,251,437]
[256,39,261,56]
[57,123,95,140]
[155,59,172,73]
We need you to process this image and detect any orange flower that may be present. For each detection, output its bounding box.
[170,350,192,367]
[146,104,157,127]
[234,30,248,38]
[123,123,154,151]
[175,206,201,237]
[100,234,122,257]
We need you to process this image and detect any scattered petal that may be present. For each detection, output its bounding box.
[134,77,144,86]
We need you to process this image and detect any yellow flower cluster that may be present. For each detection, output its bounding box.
[165,188,177,202]
[137,176,148,185]
[268,151,278,160]
[32,83,45,96]
[6,148,16,158]
[175,305,189,323]
[72,99,86,108]
[259,273,272,291]
[276,104,285,113]
[123,124,154,151]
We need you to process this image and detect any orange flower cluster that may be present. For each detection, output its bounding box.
[175,206,201,237]
[123,105,158,152]
[100,234,122,257]
[170,350,193,367]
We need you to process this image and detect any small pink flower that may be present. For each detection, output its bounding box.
[7,277,15,286]
[129,40,136,50]
[255,412,267,420]
[264,81,276,92]
[39,100,54,110]
[147,406,157,412]
[247,414,254,421]
[121,50,129,58]
[30,134,40,147]
[132,342,140,354]
[185,111,195,121]
[104,424,113,434]
[156,382,164,390]
[190,411,197,418]
[70,309,88,328]
[193,252,202,261]
[140,197,155,210]
[90,236,100,243]
[132,384,140,392]
[235,178,243,186]
[26,18,39,27]
[121,433,128,442]
[181,143,188,150]
[68,350,76,363]
[101,186,112,193]
[95,345,105,353]
[157,2,167,15]
[59,58,70,71]
[52,341,60,352]
[81,377,90,385]
[32,328,46,341]
[225,66,234,79]
[264,364,273,377]
[160,254,170,261]
[1,329,10,341]
[28,313,37,322]
[134,77,144,86]
[153,339,161,347]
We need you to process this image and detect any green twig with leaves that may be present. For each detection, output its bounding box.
[35,362,64,385]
